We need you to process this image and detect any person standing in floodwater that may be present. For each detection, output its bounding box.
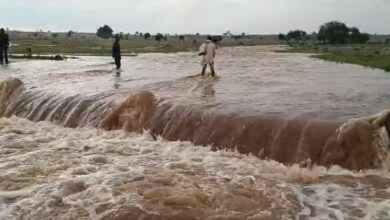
[112,35,121,70]
[199,36,217,77]
[0,28,10,65]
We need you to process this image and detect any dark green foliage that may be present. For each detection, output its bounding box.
[286,30,307,42]
[318,21,370,44]
[318,21,349,43]
[155,33,164,41]
[144,33,151,40]
[97,25,114,39]
[349,28,370,43]
[66,31,74,38]
[278,33,286,41]
[179,35,185,41]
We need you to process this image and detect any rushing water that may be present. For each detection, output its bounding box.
[1,46,390,219]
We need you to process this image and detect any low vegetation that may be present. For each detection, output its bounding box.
[283,44,390,72]
[277,21,390,72]
[7,30,281,57]
[5,21,389,71]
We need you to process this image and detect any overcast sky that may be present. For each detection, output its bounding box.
[1,0,389,34]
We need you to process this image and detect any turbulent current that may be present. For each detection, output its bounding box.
[0,46,390,219]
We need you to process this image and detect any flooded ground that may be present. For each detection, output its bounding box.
[2,46,390,119]
[1,46,390,219]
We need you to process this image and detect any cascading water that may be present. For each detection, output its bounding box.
[1,46,390,219]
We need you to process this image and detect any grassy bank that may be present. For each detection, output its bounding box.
[282,44,390,72]
[9,37,198,56]
[7,32,281,57]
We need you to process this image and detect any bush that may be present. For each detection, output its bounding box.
[278,33,286,41]
[66,31,74,38]
[285,30,307,43]
[155,33,164,41]
[384,64,390,72]
[318,21,370,44]
[318,21,349,44]
[144,33,151,40]
[97,25,114,39]
[348,27,370,43]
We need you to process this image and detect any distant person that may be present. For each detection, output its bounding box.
[199,36,217,77]
[112,35,121,70]
[0,28,9,65]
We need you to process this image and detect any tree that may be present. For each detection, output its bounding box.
[97,25,114,39]
[155,33,164,41]
[144,32,151,40]
[318,21,370,44]
[348,27,370,43]
[318,21,349,44]
[66,31,74,38]
[286,30,307,43]
[278,33,286,41]
[179,35,185,41]
[51,33,58,38]
[223,30,232,37]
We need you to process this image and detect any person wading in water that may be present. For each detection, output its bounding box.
[199,36,217,77]
[0,28,10,65]
[112,35,121,70]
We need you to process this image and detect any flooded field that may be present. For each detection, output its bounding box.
[1,46,390,219]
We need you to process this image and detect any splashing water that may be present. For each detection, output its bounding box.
[0,117,389,220]
[1,46,390,219]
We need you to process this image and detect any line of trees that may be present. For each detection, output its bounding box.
[95,25,172,42]
[278,30,308,43]
[279,21,370,44]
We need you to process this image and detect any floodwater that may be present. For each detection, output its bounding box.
[1,46,390,220]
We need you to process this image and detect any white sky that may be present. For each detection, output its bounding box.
[1,0,389,34]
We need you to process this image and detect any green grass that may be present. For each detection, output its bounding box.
[9,37,198,56]
[8,33,283,58]
[281,44,390,72]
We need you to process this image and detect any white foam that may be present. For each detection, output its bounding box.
[0,116,389,219]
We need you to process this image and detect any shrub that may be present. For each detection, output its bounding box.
[286,30,307,43]
[278,33,286,41]
[97,25,114,39]
[144,33,151,40]
[66,31,74,38]
[317,21,370,44]
[155,33,164,41]
[348,27,370,43]
[318,21,349,44]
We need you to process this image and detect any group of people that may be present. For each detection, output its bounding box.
[1,28,217,76]
[112,35,218,77]
[0,28,10,65]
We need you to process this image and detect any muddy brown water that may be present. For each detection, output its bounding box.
[0,46,390,219]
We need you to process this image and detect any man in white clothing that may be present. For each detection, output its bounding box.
[199,36,217,77]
